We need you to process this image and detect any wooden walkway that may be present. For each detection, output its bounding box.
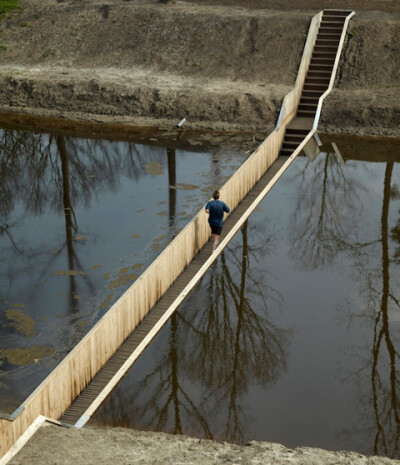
[60,9,356,427]
[60,156,288,427]
[0,9,357,460]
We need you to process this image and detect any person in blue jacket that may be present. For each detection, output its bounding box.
[205,190,230,253]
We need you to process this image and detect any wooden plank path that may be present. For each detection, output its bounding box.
[60,156,288,427]
[61,10,356,426]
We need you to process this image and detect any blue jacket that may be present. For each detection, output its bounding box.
[205,200,230,227]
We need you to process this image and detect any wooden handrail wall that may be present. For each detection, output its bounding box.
[0,11,322,459]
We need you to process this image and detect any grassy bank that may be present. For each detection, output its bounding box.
[0,0,19,21]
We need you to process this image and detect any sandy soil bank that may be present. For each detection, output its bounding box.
[0,0,399,136]
[9,424,400,465]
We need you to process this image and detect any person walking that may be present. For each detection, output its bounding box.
[205,190,230,253]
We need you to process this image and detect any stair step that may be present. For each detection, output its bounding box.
[314,45,338,52]
[286,128,310,135]
[318,28,342,34]
[298,103,318,111]
[280,149,295,156]
[310,59,335,66]
[301,89,324,96]
[311,55,336,61]
[318,28,343,35]
[309,62,334,70]
[313,44,338,51]
[281,144,296,151]
[323,9,353,15]
[285,134,305,142]
[317,28,343,34]
[303,84,328,92]
[282,141,299,148]
[312,51,337,58]
[317,33,341,40]
[315,39,341,46]
[318,23,343,29]
[297,110,316,117]
[322,16,346,22]
[305,74,331,80]
[321,19,346,24]
[323,15,351,19]
[298,101,318,108]
[312,52,337,58]
[299,96,320,104]
[307,69,332,76]
[321,19,345,24]
[304,80,329,86]
[315,40,338,45]
[304,79,330,87]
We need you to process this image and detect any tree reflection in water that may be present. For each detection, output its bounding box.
[287,150,367,271]
[287,145,400,459]
[0,126,247,411]
[0,128,175,408]
[94,221,291,444]
[351,161,400,459]
[0,129,154,317]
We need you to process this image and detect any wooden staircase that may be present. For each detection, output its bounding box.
[280,9,353,157]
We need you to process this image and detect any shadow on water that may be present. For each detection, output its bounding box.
[92,135,400,459]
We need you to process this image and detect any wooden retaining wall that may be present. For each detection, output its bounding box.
[0,11,322,459]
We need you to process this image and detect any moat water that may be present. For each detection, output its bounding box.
[0,126,248,412]
[1,124,399,459]
[91,135,400,459]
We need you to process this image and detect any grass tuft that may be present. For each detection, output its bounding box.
[0,0,20,21]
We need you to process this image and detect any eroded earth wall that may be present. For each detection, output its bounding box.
[0,2,399,134]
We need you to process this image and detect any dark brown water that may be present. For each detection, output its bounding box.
[0,128,247,413]
[91,135,400,459]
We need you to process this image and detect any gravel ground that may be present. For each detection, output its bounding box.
[9,424,400,465]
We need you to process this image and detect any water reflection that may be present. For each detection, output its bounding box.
[0,127,246,412]
[291,138,400,458]
[372,161,400,457]
[93,135,400,458]
[94,221,291,443]
[287,149,364,271]
[0,130,160,412]
[335,160,400,458]
[0,130,156,323]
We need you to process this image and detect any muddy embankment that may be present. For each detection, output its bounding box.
[0,0,399,136]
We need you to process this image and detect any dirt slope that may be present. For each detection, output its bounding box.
[0,0,399,135]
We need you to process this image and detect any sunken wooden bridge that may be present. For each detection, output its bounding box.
[0,9,354,462]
